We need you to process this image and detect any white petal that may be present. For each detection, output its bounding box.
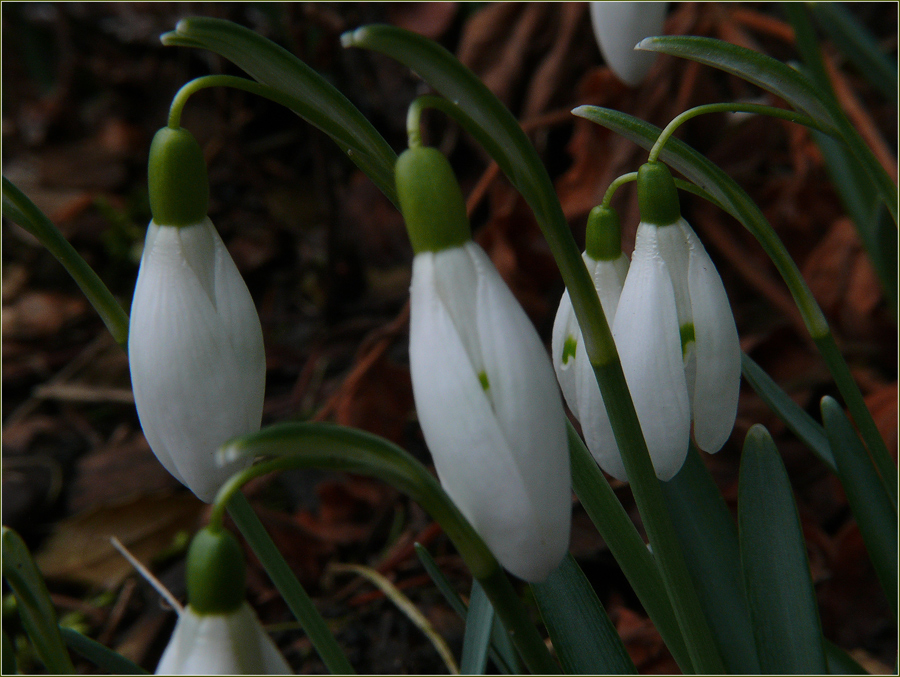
[654,218,693,329]
[575,252,630,480]
[410,244,570,582]
[575,350,624,480]
[128,219,265,502]
[589,2,668,86]
[685,228,741,452]
[551,289,580,413]
[156,604,291,675]
[587,251,630,316]
[470,243,570,581]
[613,225,690,481]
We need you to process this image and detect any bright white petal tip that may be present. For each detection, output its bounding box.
[589,2,668,86]
[155,603,292,675]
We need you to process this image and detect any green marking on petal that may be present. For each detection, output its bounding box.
[680,322,696,356]
[562,335,578,365]
[478,371,490,391]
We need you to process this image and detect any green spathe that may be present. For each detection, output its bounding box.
[148,126,209,226]
[395,146,471,254]
[585,205,623,261]
[637,162,680,227]
[186,527,246,615]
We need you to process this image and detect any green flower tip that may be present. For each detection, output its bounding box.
[585,205,622,261]
[395,146,471,254]
[679,322,695,356]
[148,126,209,227]
[562,335,578,365]
[637,162,680,226]
[186,526,246,615]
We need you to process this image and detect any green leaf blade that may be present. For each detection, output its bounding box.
[821,396,898,618]
[738,426,828,674]
[567,423,693,672]
[460,581,494,675]
[637,35,839,134]
[661,446,760,674]
[741,352,835,471]
[162,17,398,205]
[532,554,636,675]
[59,627,149,674]
[2,527,76,674]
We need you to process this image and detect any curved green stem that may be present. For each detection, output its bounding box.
[648,102,822,163]
[406,96,434,149]
[2,177,130,349]
[601,172,638,209]
[166,75,357,153]
[215,423,561,674]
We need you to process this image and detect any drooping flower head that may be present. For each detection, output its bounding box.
[589,2,668,86]
[155,527,292,674]
[129,127,266,502]
[396,146,571,583]
[552,205,630,480]
[611,162,741,480]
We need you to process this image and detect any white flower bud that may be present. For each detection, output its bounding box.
[155,603,291,675]
[128,217,266,502]
[409,241,571,583]
[613,217,740,480]
[552,251,630,480]
[589,2,668,86]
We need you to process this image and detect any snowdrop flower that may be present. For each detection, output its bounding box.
[589,2,668,86]
[129,127,265,503]
[611,163,740,480]
[552,206,630,480]
[157,604,293,675]
[156,527,292,674]
[396,146,571,583]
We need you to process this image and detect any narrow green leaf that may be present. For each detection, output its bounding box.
[161,17,398,205]
[2,629,18,675]
[661,445,760,674]
[414,545,519,674]
[821,396,898,618]
[783,3,898,309]
[532,554,636,675]
[740,352,835,471]
[460,581,493,675]
[226,493,355,675]
[59,627,148,674]
[738,426,828,674]
[414,544,467,618]
[637,35,839,133]
[813,131,897,311]
[2,177,130,349]
[810,2,898,101]
[1,527,75,674]
[568,423,693,672]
